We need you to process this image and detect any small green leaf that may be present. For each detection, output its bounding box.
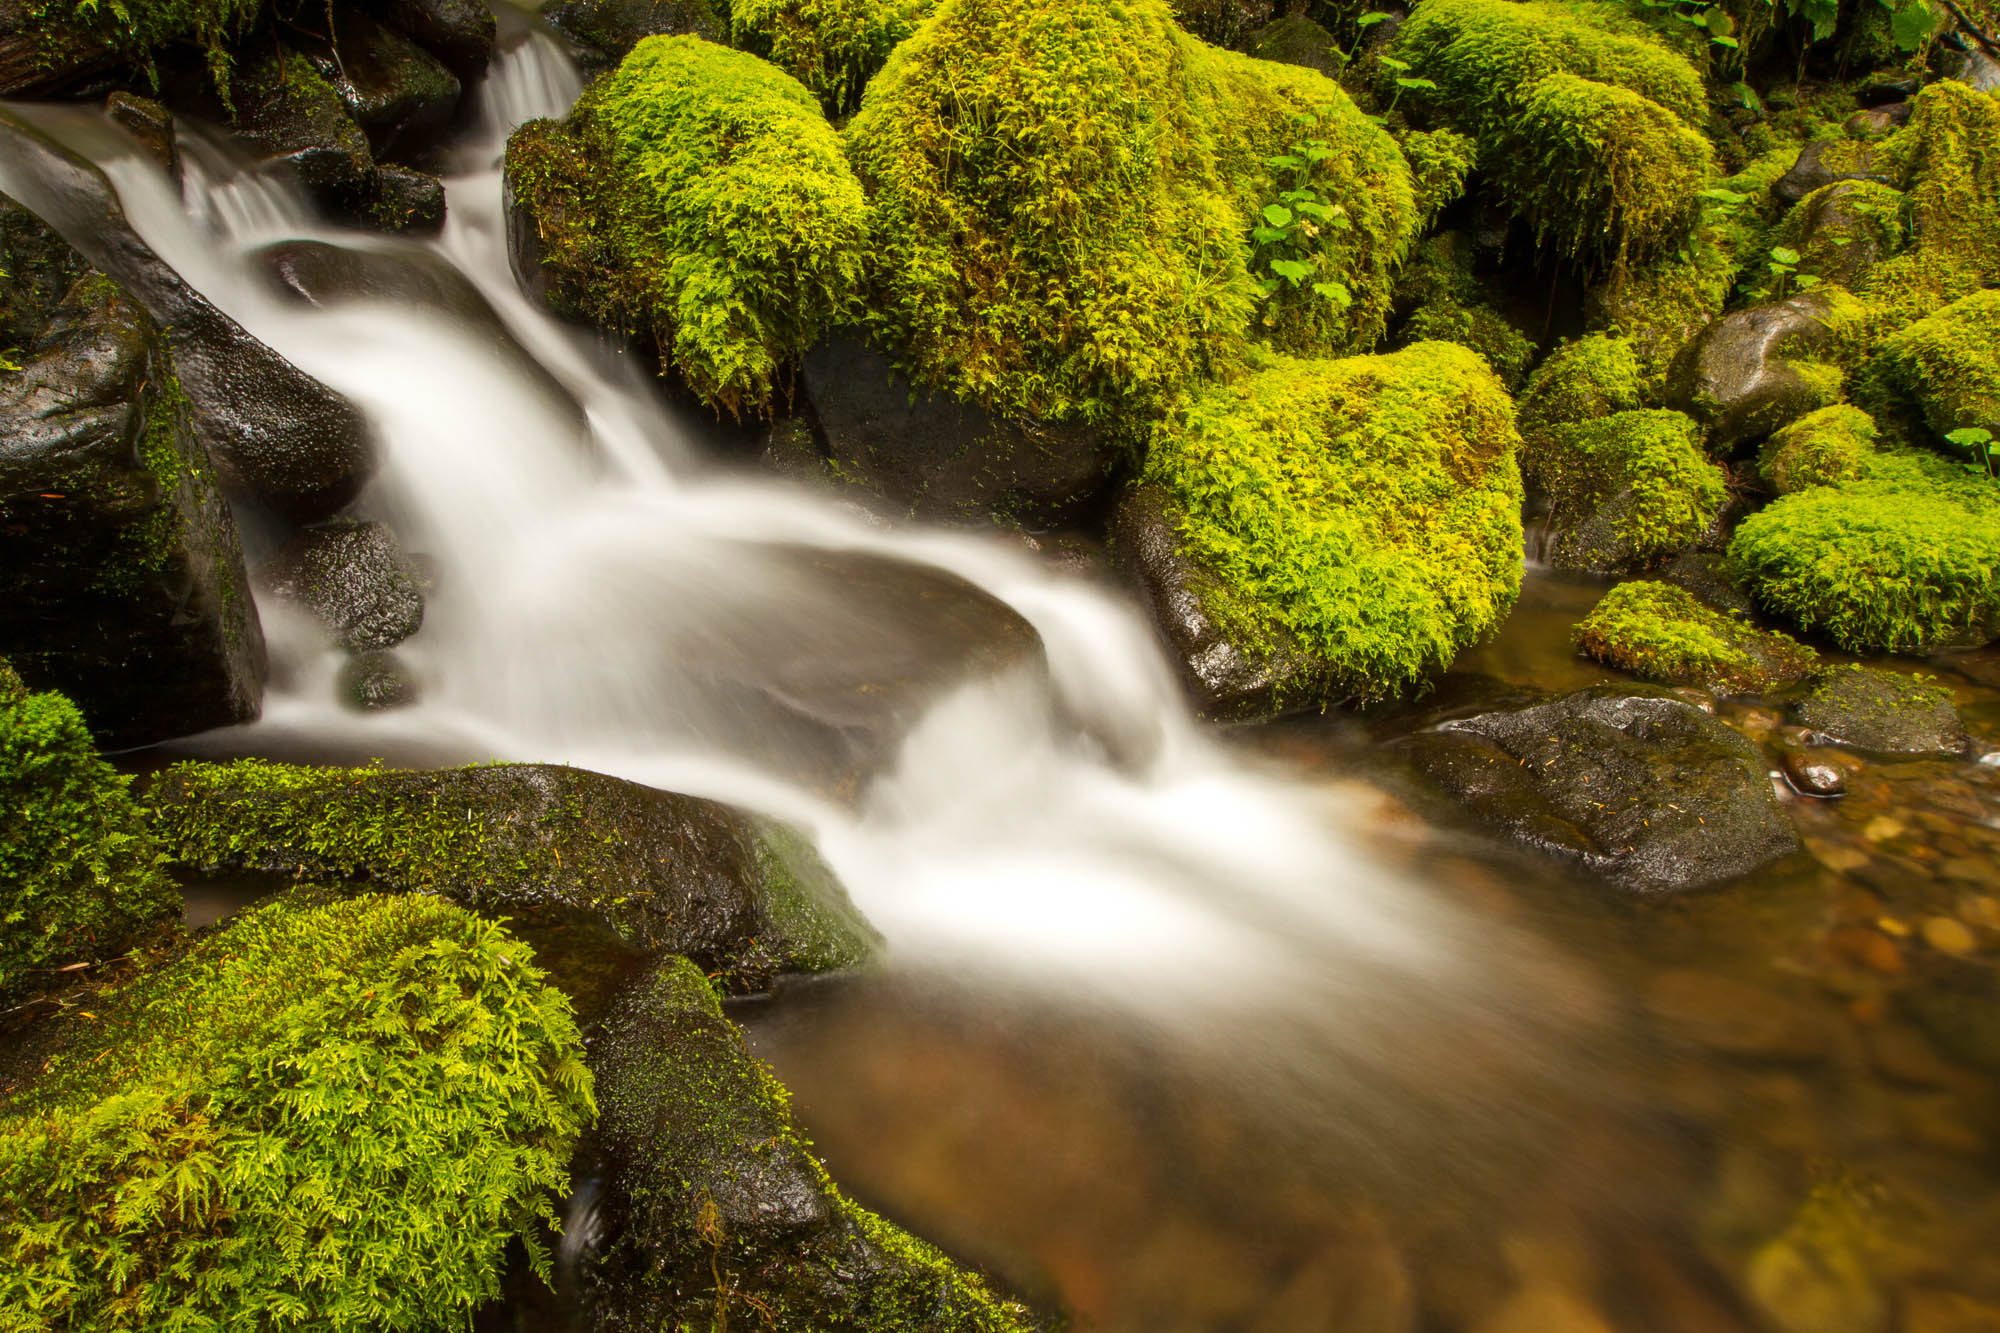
[1396,76,1438,91]
[1356,10,1393,25]
[1770,246,1801,265]
[1263,204,1294,228]
[1379,54,1410,71]
[1269,258,1313,285]
[1312,281,1354,307]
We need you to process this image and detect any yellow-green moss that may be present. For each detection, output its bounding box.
[1518,332,1647,449]
[504,36,869,416]
[0,893,593,1330]
[1145,342,1524,701]
[1400,126,1477,224]
[1757,404,1879,494]
[1876,288,2000,443]
[1537,409,1730,564]
[1394,234,1534,387]
[841,0,1416,426]
[1574,579,1817,692]
[729,0,936,116]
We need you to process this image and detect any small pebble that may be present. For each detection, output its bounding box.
[1877,916,1912,938]
[1961,895,2000,930]
[1783,749,1847,798]
[1923,916,1977,955]
[1864,816,1907,843]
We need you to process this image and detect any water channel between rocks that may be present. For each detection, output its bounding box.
[11,23,2000,1333]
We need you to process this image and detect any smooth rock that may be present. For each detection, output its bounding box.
[1394,686,1802,893]
[1923,916,1978,956]
[1791,666,1969,758]
[192,44,379,213]
[1774,139,1888,207]
[1936,45,2000,93]
[1845,103,1912,137]
[257,519,425,651]
[1782,746,1847,797]
[1666,296,1835,451]
[802,333,1118,529]
[257,238,499,331]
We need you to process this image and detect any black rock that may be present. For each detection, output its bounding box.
[1658,550,1756,615]
[1857,77,1923,106]
[0,110,376,521]
[258,519,425,651]
[1790,666,1970,758]
[208,45,379,214]
[1393,685,1801,893]
[355,0,497,81]
[298,7,463,164]
[1773,139,1890,207]
[1665,296,1834,451]
[257,238,498,331]
[801,333,1119,529]
[540,0,726,71]
[0,238,265,746]
[365,165,446,233]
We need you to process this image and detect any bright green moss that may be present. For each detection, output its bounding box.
[729,0,936,117]
[1537,409,1729,565]
[504,36,869,416]
[0,662,176,1003]
[0,893,593,1331]
[1728,456,2000,653]
[1400,126,1476,225]
[1758,404,1879,494]
[1517,333,1647,451]
[1145,342,1524,701]
[841,0,1416,426]
[1876,288,2000,442]
[1774,180,1908,288]
[1573,579,1817,692]
[1394,235,1534,388]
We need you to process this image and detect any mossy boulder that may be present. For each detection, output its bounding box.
[731,0,936,116]
[1518,333,1646,442]
[0,0,257,96]
[0,214,266,746]
[1876,287,2000,445]
[1789,664,1968,757]
[144,759,877,991]
[170,43,381,213]
[1757,404,1879,495]
[0,893,594,1329]
[1390,0,1712,266]
[506,35,869,417]
[583,956,1041,1331]
[1573,580,1817,693]
[843,0,1418,427]
[1532,409,1728,573]
[1395,685,1801,894]
[1133,342,1523,712]
[1775,181,1907,292]
[0,662,178,1004]
[1391,233,1535,389]
[297,6,464,165]
[1665,296,1844,452]
[1728,450,2000,654]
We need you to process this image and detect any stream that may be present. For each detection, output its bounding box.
[11,21,2000,1333]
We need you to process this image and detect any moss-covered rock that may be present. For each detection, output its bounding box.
[1775,180,1908,292]
[0,0,257,96]
[0,662,177,1004]
[1665,296,1845,452]
[731,0,935,116]
[1138,342,1523,708]
[505,35,869,416]
[1518,333,1648,447]
[1789,664,1968,757]
[1390,0,1712,266]
[843,0,1417,426]
[1757,404,1879,494]
[584,956,1041,1331]
[0,893,594,1330]
[1392,233,1535,389]
[144,759,876,991]
[1573,580,1817,693]
[1876,287,2000,444]
[1728,450,2000,653]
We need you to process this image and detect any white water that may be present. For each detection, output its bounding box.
[6,40,1591,1067]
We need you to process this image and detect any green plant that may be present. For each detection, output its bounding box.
[1252,114,1361,317]
[1761,244,1820,300]
[1573,580,1817,692]
[0,892,595,1330]
[1947,425,1996,478]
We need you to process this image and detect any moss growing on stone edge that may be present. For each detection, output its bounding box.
[1144,342,1523,702]
[842,0,1417,427]
[0,892,594,1330]
[1757,404,1879,495]
[590,955,1039,1332]
[505,36,869,417]
[1728,451,2000,654]
[1876,288,2000,445]
[1533,409,1729,568]
[1574,580,1817,693]
[19,0,261,92]
[0,661,177,1003]
[1394,234,1535,388]
[730,0,937,117]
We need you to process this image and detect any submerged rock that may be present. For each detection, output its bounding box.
[0,208,265,744]
[257,519,425,651]
[1394,686,1801,893]
[0,110,374,521]
[1789,666,1969,758]
[145,759,878,991]
[583,956,1043,1331]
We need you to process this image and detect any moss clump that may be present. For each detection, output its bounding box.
[505,36,869,416]
[1728,452,2000,653]
[729,0,936,117]
[1394,234,1534,388]
[842,0,1416,425]
[1518,333,1647,448]
[1535,410,1729,567]
[1574,580,1817,693]
[0,893,593,1330]
[1400,126,1477,225]
[1758,404,1879,494]
[591,956,1037,1331]
[0,662,177,1003]
[1876,288,2000,444]
[1390,0,1712,265]
[1144,342,1523,702]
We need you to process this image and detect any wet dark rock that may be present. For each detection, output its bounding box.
[215,45,378,213]
[258,519,425,651]
[1658,551,1756,615]
[337,649,419,710]
[257,238,498,332]
[0,0,118,96]
[299,7,462,164]
[1790,666,1969,758]
[1393,686,1801,894]
[1844,103,1912,138]
[356,0,497,81]
[0,194,87,350]
[365,164,446,233]
[1113,482,1310,722]
[145,760,878,991]
[584,957,1042,1331]
[1858,77,1922,106]
[757,413,828,484]
[1248,15,1343,77]
[104,92,178,181]
[1773,139,1889,207]
[1665,296,1835,452]
[541,0,725,71]
[1780,747,1847,797]
[0,256,264,746]
[801,333,1119,529]
[0,111,375,521]
[1935,44,2000,93]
